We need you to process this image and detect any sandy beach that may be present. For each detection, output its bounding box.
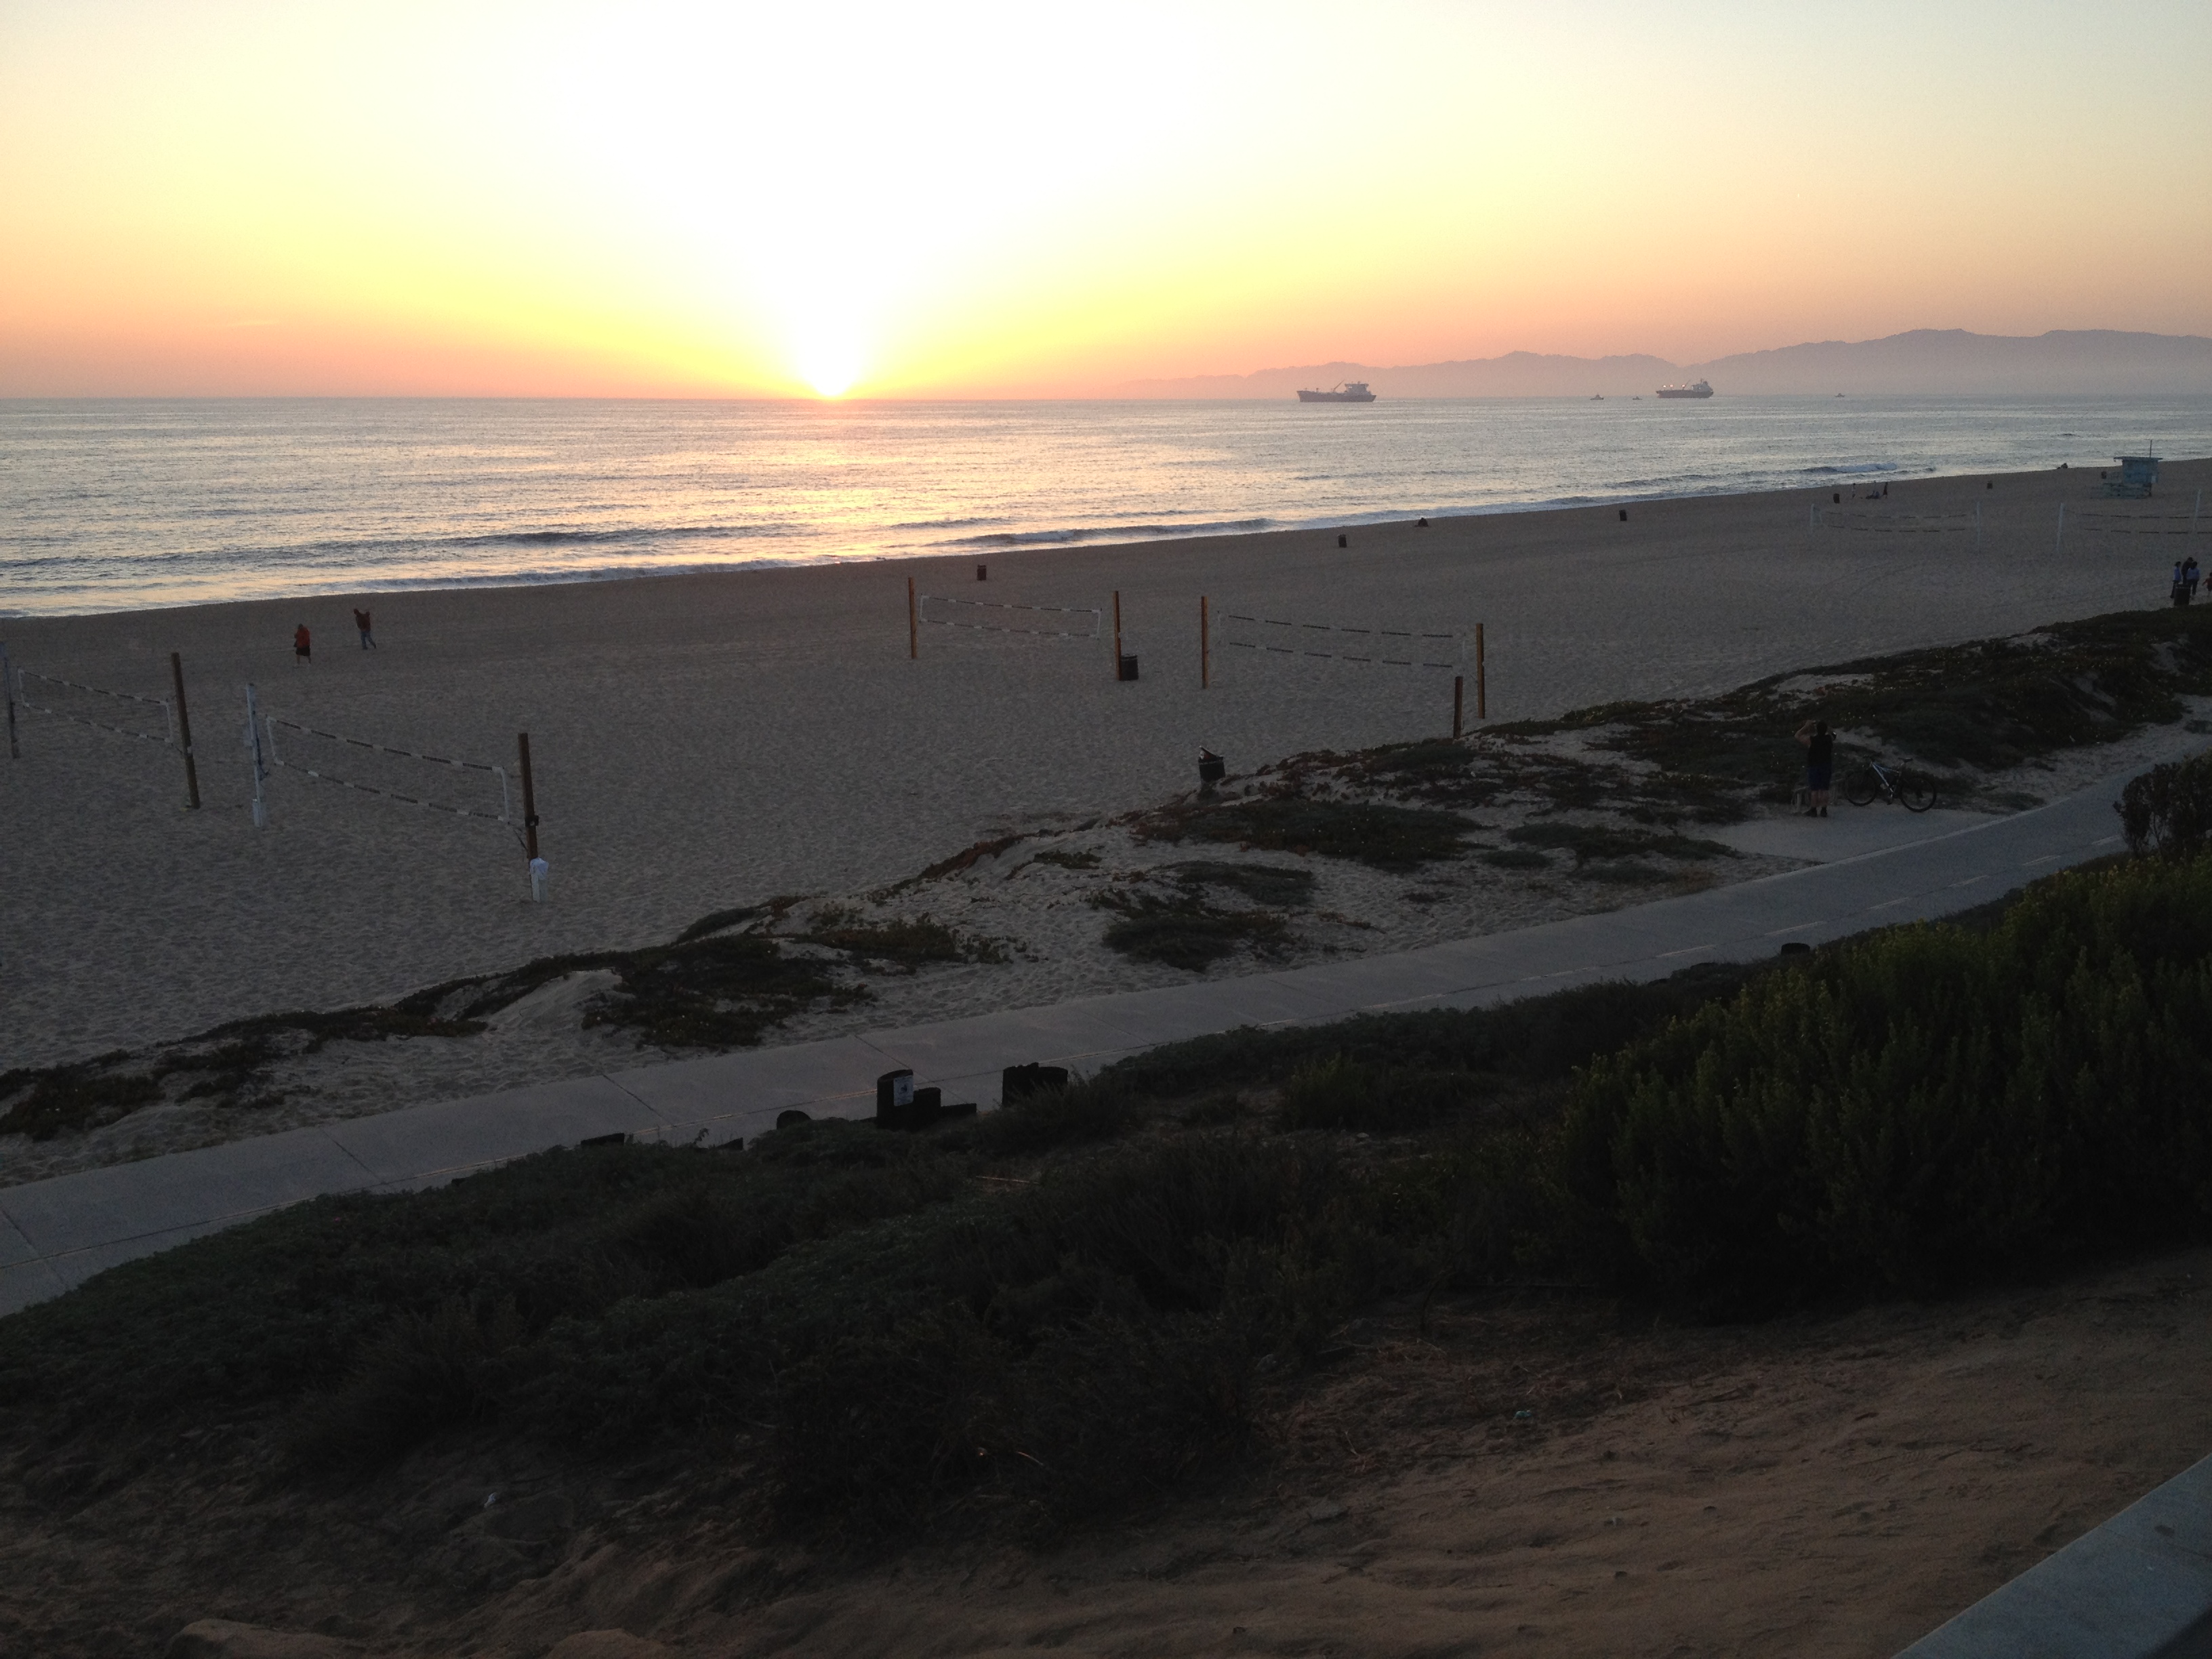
[5,458,2204,1090]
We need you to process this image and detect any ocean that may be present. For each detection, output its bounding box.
[4,394,2208,617]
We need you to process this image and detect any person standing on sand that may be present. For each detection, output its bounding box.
[354,607,377,649]
[1796,719,1833,817]
[293,623,312,664]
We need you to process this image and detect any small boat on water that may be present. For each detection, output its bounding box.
[1297,382,1377,403]
[1656,380,1714,399]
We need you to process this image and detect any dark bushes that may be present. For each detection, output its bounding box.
[1557,853,2212,1312]
[2116,752,2212,857]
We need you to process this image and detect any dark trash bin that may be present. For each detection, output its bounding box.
[1118,653,1139,682]
[1198,748,1226,785]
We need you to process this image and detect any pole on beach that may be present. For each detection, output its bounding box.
[1200,596,1210,689]
[517,733,540,863]
[907,577,918,660]
[169,652,201,809]
[1976,499,1983,551]
[1452,676,1464,739]
[1113,591,1123,678]
[243,682,268,827]
[1475,623,1487,720]
[1,643,17,760]
[2055,502,2065,556]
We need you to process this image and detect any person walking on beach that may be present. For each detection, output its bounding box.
[1796,718,1834,817]
[293,623,312,665]
[2188,558,2201,602]
[354,607,377,649]
[2174,562,2188,607]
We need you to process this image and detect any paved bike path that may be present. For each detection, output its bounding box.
[0,748,2183,1318]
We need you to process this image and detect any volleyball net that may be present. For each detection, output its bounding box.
[260,711,515,832]
[1812,506,1983,541]
[916,594,1104,640]
[2073,508,2209,543]
[12,666,177,749]
[1214,609,1460,671]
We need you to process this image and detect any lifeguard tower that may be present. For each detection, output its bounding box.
[2106,453,2159,499]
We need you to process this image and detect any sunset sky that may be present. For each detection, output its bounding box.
[3,0,2207,399]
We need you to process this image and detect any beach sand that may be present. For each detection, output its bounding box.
[5,458,2203,1083]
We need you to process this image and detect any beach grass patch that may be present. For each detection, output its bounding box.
[1097,892,1292,971]
[1161,797,1471,872]
[800,909,1004,968]
[1481,847,1551,870]
[1162,859,1317,907]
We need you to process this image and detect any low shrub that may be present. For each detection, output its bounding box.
[1162,797,1471,872]
[2116,752,2212,857]
[1097,893,1290,970]
[1557,853,2212,1313]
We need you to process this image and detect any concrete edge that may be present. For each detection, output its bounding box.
[1898,1452,2212,1658]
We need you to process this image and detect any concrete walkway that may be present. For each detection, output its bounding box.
[0,751,2181,1319]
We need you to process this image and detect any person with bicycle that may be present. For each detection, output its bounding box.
[1796,718,1833,817]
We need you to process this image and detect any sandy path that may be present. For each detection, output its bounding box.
[5,459,2200,1069]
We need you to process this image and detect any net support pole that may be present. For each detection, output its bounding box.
[907,577,918,660]
[1452,675,1464,739]
[517,732,540,863]
[1475,623,1487,720]
[169,651,201,809]
[1200,596,1209,689]
[1113,591,1123,676]
[244,682,268,827]
[1,643,17,761]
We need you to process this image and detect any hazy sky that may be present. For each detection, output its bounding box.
[3,0,2207,397]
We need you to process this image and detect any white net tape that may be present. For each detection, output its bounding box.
[262,714,512,825]
[14,668,176,747]
[918,594,1103,640]
[1217,612,1458,670]
[2077,510,2209,539]
[1814,508,1980,534]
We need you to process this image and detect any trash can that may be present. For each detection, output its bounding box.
[1197,749,1226,785]
[1118,653,1140,682]
[876,1068,914,1128]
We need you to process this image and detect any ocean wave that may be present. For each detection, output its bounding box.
[1801,462,1900,476]
[935,516,1274,549]
[888,516,1010,532]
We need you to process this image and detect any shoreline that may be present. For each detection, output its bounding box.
[7,401,2203,617]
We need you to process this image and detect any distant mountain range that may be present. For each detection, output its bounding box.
[1109,330,2212,398]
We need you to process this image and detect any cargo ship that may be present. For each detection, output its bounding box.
[1655,380,1714,399]
[1297,382,1377,403]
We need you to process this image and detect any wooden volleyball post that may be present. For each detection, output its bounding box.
[1452,675,1463,739]
[1,643,17,761]
[907,577,918,660]
[1200,596,1210,689]
[1113,590,1123,678]
[516,732,540,862]
[169,651,200,809]
[1475,623,1487,720]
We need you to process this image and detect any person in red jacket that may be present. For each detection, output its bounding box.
[293,623,312,664]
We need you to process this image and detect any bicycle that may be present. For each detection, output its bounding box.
[1842,758,1937,813]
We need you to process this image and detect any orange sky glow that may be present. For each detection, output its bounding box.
[3,0,2208,398]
